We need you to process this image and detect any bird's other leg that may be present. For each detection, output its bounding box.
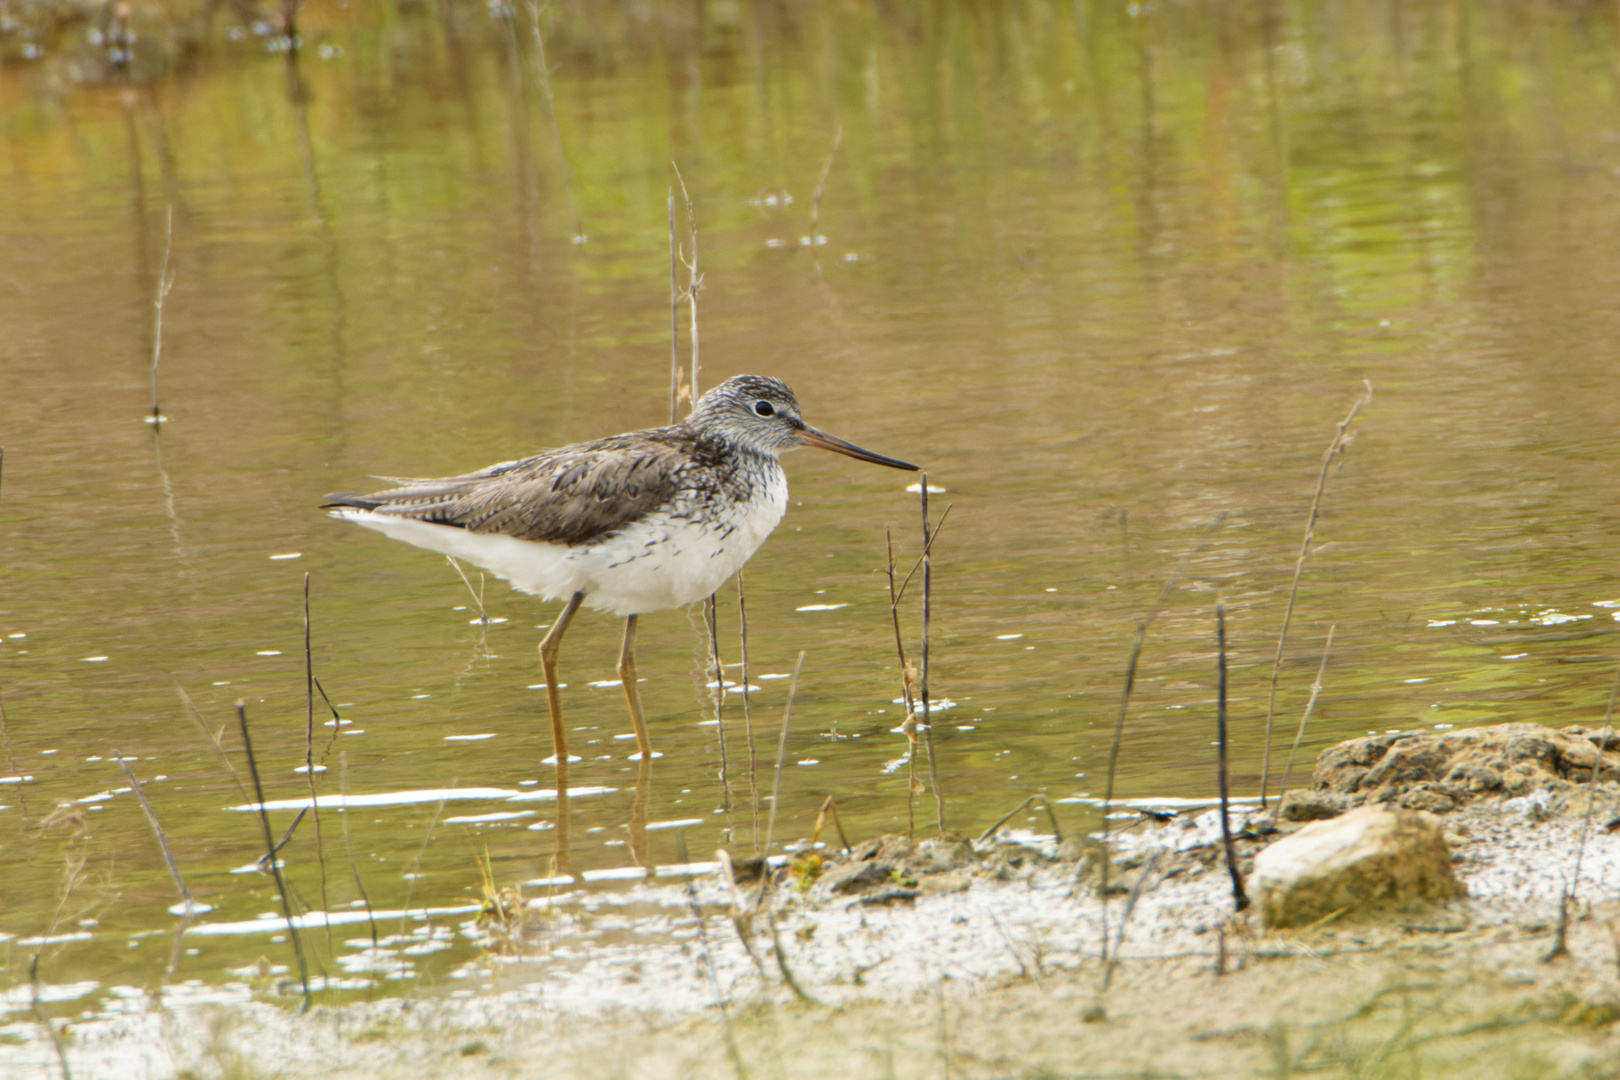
[619,614,653,761]
[538,591,585,766]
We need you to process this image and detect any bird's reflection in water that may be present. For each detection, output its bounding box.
[544,754,653,882]
[550,757,580,885]
[629,755,652,878]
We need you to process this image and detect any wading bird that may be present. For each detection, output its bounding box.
[325,375,918,765]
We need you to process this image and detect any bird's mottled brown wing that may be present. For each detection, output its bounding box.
[325,433,688,548]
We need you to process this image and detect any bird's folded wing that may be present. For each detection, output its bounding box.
[328,440,685,548]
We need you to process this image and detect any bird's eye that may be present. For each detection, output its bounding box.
[753,401,776,417]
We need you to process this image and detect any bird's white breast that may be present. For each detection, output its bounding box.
[334,462,790,617]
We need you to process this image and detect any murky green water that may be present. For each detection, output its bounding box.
[4,0,1620,1028]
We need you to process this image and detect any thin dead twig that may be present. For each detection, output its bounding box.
[919,476,944,834]
[1097,512,1226,961]
[1216,603,1249,912]
[1546,662,1620,962]
[738,572,760,852]
[302,574,333,951]
[149,205,176,425]
[237,701,312,1012]
[807,125,843,248]
[115,753,201,915]
[1272,624,1335,822]
[1260,381,1373,807]
[764,651,806,853]
[977,794,1064,845]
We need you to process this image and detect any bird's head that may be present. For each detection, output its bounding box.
[690,375,918,471]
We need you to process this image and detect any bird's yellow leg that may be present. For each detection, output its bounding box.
[618,614,653,761]
[538,591,585,766]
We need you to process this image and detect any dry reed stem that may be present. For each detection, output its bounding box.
[1097,512,1226,961]
[810,795,852,853]
[258,807,307,868]
[764,651,806,853]
[669,192,680,422]
[1102,850,1160,991]
[444,556,489,624]
[339,752,379,949]
[1546,662,1620,962]
[920,477,945,834]
[672,161,701,399]
[885,530,920,838]
[29,953,72,1080]
[312,677,345,760]
[807,124,842,248]
[148,206,175,425]
[1260,381,1373,807]
[177,683,249,803]
[28,853,85,1080]
[705,593,730,795]
[302,575,333,951]
[1272,624,1335,821]
[236,701,312,1012]
[765,900,819,1004]
[714,849,768,978]
[114,752,197,913]
[893,504,954,605]
[988,911,1040,987]
[976,794,1064,845]
[675,833,749,1080]
[527,1,583,241]
[737,571,760,852]
[399,788,452,939]
[919,478,946,832]
[1216,603,1249,913]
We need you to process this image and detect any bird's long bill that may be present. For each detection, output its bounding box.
[801,426,919,471]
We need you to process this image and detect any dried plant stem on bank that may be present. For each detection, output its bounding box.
[1097,512,1226,960]
[114,753,199,914]
[1260,380,1373,808]
[764,897,819,1004]
[1546,662,1620,962]
[1272,624,1336,822]
[302,574,333,951]
[919,476,945,834]
[1102,850,1161,991]
[677,833,749,1080]
[236,701,312,1012]
[737,571,760,851]
[339,753,379,948]
[764,651,806,852]
[811,795,852,853]
[148,206,175,426]
[1216,603,1250,912]
[978,794,1064,844]
[807,124,842,248]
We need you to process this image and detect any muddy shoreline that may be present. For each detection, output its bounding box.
[7,724,1620,1079]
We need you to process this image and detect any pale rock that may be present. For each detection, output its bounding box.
[1251,806,1464,929]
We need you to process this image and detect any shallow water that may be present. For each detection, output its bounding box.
[3,0,1620,1028]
